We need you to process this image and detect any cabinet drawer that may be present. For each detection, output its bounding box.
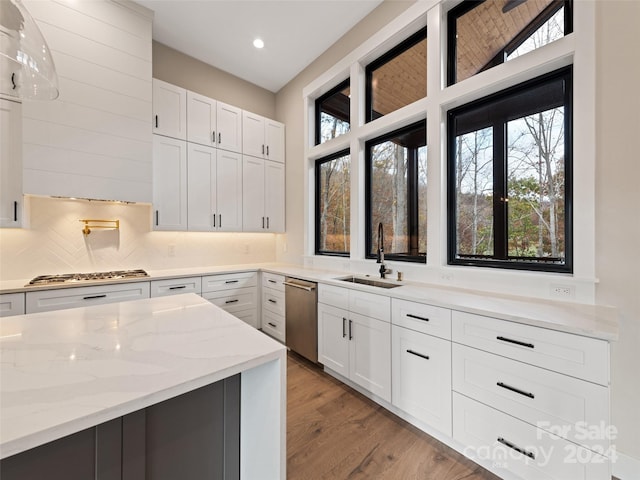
[262,289,285,316]
[262,272,284,292]
[453,343,609,452]
[392,299,451,340]
[392,325,452,435]
[25,282,150,313]
[0,293,25,317]
[453,393,609,480]
[201,272,257,292]
[318,283,349,310]
[262,309,285,343]
[349,290,390,322]
[452,311,609,386]
[150,277,201,297]
[201,288,257,313]
[232,309,259,329]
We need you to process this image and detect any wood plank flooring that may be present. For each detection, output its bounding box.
[287,352,500,480]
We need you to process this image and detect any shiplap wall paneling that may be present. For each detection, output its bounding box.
[22,0,153,203]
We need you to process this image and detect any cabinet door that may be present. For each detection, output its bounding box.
[216,150,243,231]
[153,135,187,231]
[242,111,265,158]
[264,160,285,232]
[318,303,350,378]
[217,102,242,153]
[187,143,216,231]
[264,119,285,163]
[187,91,216,147]
[0,99,22,228]
[349,312,391,402]
[392,325,452,435]
[153,79,186,140]
[0,293,25,317]
[242,156,265,231]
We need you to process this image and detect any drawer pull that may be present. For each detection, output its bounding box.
[497,382,535,399]
[406,349,430,361]
[268,299,277,304]
[497,437,536,460]
[497,336,534,349]
[406,313,429,322]
[268,279,277,284]
[225,280,239,284]
[83,294,107,300]
[268,322,277,328]
[225,299,239,304]
[169,285,186,290]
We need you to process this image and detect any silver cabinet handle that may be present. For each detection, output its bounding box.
[283,281,315,291]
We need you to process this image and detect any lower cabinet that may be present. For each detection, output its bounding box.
[25,282,151,314]
[318,298,391,402]
[201,272,258,328]
[0,376,241,480]
[261,273,285,343]
[391,324,452,436]
[0,293,25,317]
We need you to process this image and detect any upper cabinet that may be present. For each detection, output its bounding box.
[153,135,187,231]
[242,112,285,163]
[0,99,22,228]
[186,91,242,153]
[22,0,153,203]
[242,157,285,233]
[154,79,187,140]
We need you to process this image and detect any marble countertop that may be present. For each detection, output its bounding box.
[0,262,619,341]
[0,293,286,459]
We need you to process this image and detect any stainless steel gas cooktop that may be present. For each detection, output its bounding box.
[26,269,149,287]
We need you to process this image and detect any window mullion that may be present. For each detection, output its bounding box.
[493,122,508,260]
[408,147,419,256]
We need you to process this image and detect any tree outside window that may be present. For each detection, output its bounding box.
[315,150,350,255]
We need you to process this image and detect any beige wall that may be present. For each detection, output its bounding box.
[595,0,640,463]
[153,41,276,119]
[274,1,416,263]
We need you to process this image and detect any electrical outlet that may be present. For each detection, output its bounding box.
[550,284,574,298]
[168,244,176,257]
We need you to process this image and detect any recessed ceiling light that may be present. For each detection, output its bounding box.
[253,38,264,49]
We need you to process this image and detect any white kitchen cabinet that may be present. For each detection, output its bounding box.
[0,293,25,317]
[392,324,452,436]
[25,282,150,314]
[0,99,22,228]
[187,144,243,232]
[242,156,285,232]
[150,277,202,297]
[242,111,285,163]
[181,90,243,153]
[153,135,188,231]
[317,284,391,402]
[216,102,242,153]
[153,79,187,140]
[201,272,258,328]
[261,273,285,343]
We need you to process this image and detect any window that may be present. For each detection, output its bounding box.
[448,67,572,272]
[315,79,350,145]
[366,121,427,262]
[448,0,572,85]
[366,27,427,122]
[315,150,351,256]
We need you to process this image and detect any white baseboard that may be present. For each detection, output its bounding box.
[613,452,640,479]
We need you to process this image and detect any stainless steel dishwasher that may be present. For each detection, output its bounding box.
[284,277,318,363]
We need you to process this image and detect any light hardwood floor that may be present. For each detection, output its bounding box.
[286,352,500,480]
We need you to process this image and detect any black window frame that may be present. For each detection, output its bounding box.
[447,66,573,273]
[315,148,351,257]
[365,26,428,123]
[447,0,573,86]
[315,79,351,146]
[365,120,427,264]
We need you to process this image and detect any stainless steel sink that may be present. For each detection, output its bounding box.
[336,275,401,289]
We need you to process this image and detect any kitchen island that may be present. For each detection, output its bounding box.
[0,293,286,479]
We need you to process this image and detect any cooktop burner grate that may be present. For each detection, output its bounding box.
[27,269,149,286]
